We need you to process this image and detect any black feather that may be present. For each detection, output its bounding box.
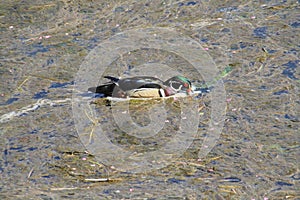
[104,76,120,83]
[88,83,116,96]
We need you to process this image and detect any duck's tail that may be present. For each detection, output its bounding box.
[104,76,120,83]
[88,76,120,96]
[88,83,116,96]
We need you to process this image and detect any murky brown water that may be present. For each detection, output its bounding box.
[1,0,299,199]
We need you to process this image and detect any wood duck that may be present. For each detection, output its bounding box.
[88,75,193,98]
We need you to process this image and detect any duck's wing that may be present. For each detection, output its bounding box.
[118,76,164,91]
[88,76,164,97]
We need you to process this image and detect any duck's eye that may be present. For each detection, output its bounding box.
[183,83,189,88]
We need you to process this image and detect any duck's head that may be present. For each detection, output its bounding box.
[164,76,193,95]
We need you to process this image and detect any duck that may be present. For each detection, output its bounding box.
[88,75,193,98]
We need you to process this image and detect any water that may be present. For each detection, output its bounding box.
[0,0,299,199]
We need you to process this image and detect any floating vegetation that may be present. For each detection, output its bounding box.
[1,0,298,199]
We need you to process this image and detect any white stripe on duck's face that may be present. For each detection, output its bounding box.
[168,80,183,91]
